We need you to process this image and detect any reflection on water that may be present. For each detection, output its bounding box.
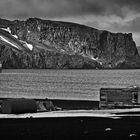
[0,69,140,100]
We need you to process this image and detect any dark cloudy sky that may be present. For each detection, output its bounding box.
[1,0,140,46]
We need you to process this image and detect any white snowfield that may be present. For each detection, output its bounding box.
[0,108,140,119]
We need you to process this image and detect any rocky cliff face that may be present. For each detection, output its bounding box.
[0,18,140,69]
[137,46,140,55]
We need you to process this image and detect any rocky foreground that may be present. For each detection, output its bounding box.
[0,18,140,69]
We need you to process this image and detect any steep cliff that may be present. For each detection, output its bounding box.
[0,18,139,69]
[137,46,140,55]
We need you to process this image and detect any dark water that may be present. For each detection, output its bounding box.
[0,69,140,100]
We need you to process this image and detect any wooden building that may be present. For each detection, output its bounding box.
[100,86,140,109]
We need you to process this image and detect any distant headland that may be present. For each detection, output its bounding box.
[0,18,140,69]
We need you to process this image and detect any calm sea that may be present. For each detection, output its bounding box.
[0,69,140,101]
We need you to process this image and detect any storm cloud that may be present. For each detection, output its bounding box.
[0,0,140,45]
[0,0,104,18]
[0,0,139,18]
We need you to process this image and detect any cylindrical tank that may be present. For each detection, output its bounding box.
[0,62,2,73]
[1,98,37,114]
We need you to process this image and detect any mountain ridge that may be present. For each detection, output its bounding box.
[0,17,140,69]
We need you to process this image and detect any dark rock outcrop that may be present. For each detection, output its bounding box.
[0,18,140,69]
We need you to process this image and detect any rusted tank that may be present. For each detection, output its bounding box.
[1,98,37,114]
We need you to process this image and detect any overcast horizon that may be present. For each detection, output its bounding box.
[1,0,140,46]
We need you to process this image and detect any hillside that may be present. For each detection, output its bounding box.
[0,18,140,69]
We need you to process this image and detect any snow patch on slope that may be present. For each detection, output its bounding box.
[0,27,18,40]
[0,27,33,51]
[0,35,18,49]
[1,27,11,34]
[1,27,18,39]
[90,56,98,61]
[90,56,102,65]
[20,40,33,50]
[12,34,18,39]
[24,42,33,50]
[80,53,103,66]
